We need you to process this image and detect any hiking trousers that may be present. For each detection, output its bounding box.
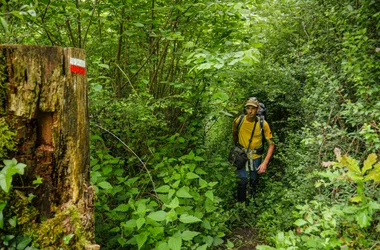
[236,157,262,203]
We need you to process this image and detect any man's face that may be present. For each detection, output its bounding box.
[245,105,258,119]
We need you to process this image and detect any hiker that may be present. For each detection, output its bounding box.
[232,97,275,204]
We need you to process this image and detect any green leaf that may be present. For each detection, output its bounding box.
[136,218,145,230]
[179,214,201,223]
[293,219,307,227]
[364,163,380,182]
[63,234,74,245]
[114,204,129,212]
[194,156,204,161]
[155,241,169,250]
[213,237,224,246]
[195,168,207,175]
[97,181,113,190]
[8,216,16,228]
[168,236,182,250]
[350,196,362,203]
[0,17,8,33]
[181,230,200,241]
[196,244,208,250]
[156,185,171,193]
[135,232,149,249]
[148,211,166,222]
[186,172,199,179]
[342,155,361,174]
[198,178,208,189]
[166,197,179,209]
[362,153,376,174]
[176,187,193,198]
[205,190,214,201]
[355,211,371,228]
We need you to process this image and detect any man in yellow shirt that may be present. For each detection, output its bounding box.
[232,97,275,204]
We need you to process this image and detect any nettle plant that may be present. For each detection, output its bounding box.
[91,138,230,250]
[257,149,380,250]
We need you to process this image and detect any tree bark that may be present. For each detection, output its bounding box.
[0,45,97,249]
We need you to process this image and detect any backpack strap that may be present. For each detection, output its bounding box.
[236,114,245,136]
[259,115,265,146]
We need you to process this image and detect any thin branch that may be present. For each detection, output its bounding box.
[82,0,98,49]
[93,123,157,196]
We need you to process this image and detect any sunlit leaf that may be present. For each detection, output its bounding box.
[362,153,377,174]
[179,214,201,223]
[147,211,166,222]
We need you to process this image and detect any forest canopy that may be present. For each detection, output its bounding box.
[0,0,379,249]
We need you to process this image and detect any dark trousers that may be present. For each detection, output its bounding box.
[236,157,262,203]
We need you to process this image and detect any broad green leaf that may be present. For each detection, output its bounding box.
[350,196,362,203]
[198,178,208,189]
[97,181,113,190]
[179,214,201,223]
[364,163,380,182]
[155,241,169,250]
[293,219,307,227]
[213,237,224,246]
[123,219,136,229]
[195,168,207,175]
[168,236,182,250]
[202,220,211,229]
[186,172,199,180]
[176,187,193,198]
[148,211,166,222]
[181,230,200,241]
[156,185,171,193]
[166,197,179,209]
[8,216,16,228]
[135,232,149,249]
[342,155,360,173]
[362,153,377,174]
[168,189,175,200]
[114,204,129,212]
[205,191,214,201]
[166,209,177,224]
[16,236,32,249]
[355,211,371,228]
[0,17,8,33]
[194,156,204,162]
[136,217,145,230]
[196,244,208,250]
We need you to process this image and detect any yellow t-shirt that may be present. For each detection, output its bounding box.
[232,115,273,159]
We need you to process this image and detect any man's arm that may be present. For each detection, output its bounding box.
[257,139,275,174]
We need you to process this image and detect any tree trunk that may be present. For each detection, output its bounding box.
[0,45,98,249]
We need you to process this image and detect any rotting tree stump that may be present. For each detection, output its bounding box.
[0,45,98,249]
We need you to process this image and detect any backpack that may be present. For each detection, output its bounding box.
[236,102,266,150]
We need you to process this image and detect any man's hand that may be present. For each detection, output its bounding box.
[257,162,268,174]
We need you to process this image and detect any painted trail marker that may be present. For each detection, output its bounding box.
[70,57,86,75]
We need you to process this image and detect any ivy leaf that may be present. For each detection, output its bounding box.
[156,241,169,250]
[135,232,149,249]
[147,211,166,222]
[181,230,200,241]
[362,153,377,174]
[176,187,193,198]
[168,235,182,250]
[179,214,201,223]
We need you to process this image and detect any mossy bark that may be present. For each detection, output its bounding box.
[0,45,96,248]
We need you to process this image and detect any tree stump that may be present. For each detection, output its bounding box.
[0,45,97,248]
